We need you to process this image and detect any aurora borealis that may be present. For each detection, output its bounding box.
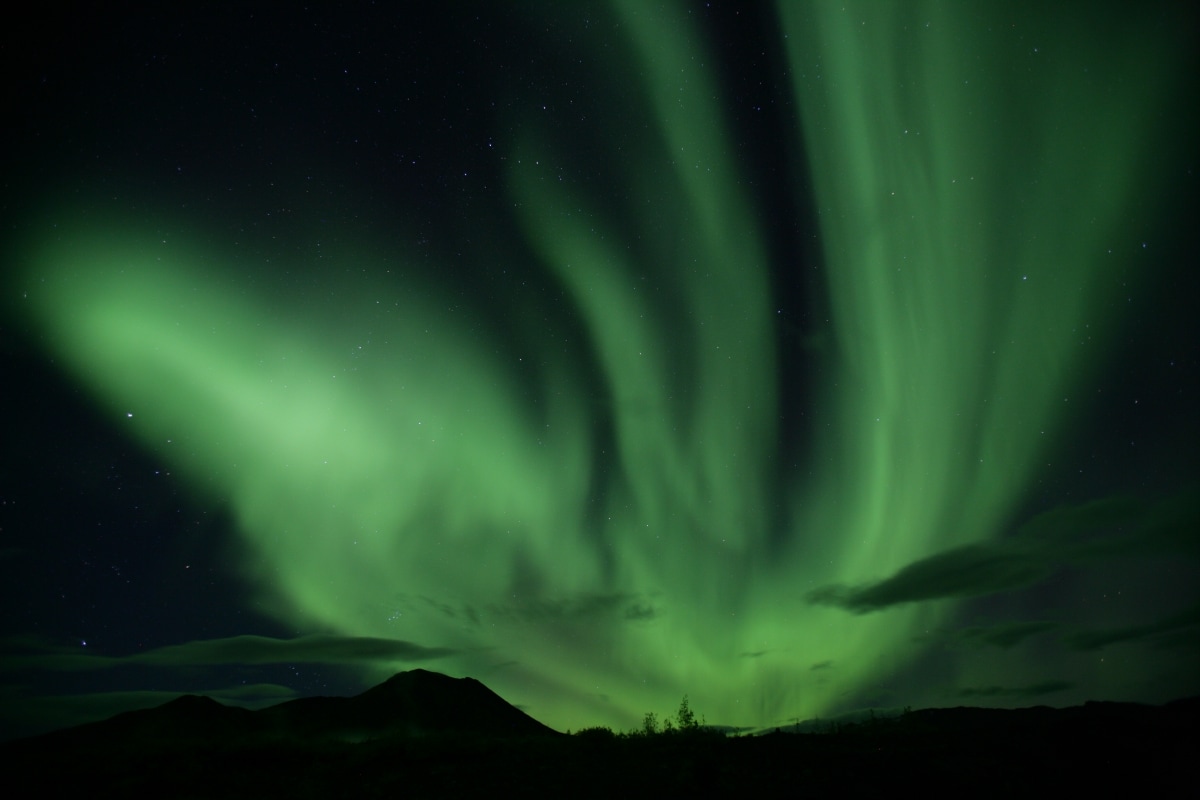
[2,1,1196,739]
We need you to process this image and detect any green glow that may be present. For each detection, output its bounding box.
[16,1,1186,731]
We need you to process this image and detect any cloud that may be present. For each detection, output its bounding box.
[204,683,299,704]
[958,680,1073,699]
[806,492,1198,613]
[484,592,659,625]
[623,603,658,621]
[2,633,457,672]
[135,634,458,667]
[395,590,659,626]
[806,543,1052,612]
[967,620,1057,648]
[1064,604,1200,652]
[921,620,1058,649]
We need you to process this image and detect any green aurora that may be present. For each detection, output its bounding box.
[10,1,1195,733]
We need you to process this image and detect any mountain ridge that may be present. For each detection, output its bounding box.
[10,668,560,749]
[2,676,1194,795]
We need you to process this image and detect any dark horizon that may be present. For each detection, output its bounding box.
[8,666,1198,745]
[6,669,1194,796]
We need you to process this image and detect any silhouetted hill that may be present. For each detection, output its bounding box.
[342,668,557,737]
[11,668,558,752]
[23,692,260,751]
[2,678,1195,797]
[255,694,352,740]
[258,668,558,740]
[896,697,1200,737]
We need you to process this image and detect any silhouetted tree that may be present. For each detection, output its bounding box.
[638,695,711,737]
[676,694,698,731]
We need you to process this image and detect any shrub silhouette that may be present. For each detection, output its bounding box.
[573,726,616,741]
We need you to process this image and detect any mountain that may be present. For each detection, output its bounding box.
[259,668,559,741]
[8,669,559,753]
[2,682,1194,796]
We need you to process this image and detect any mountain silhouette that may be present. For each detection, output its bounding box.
[13,668,559,752]
[3,678,1195,796]
[260,668,559,741]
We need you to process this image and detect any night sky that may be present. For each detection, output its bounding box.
[2,1,1197,741]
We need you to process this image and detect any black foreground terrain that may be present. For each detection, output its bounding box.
[3,670,1195,797]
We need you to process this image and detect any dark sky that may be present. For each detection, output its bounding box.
[2,1,1197,740]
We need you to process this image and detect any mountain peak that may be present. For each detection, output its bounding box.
[397,669,487,690]
[348,669,557,738]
